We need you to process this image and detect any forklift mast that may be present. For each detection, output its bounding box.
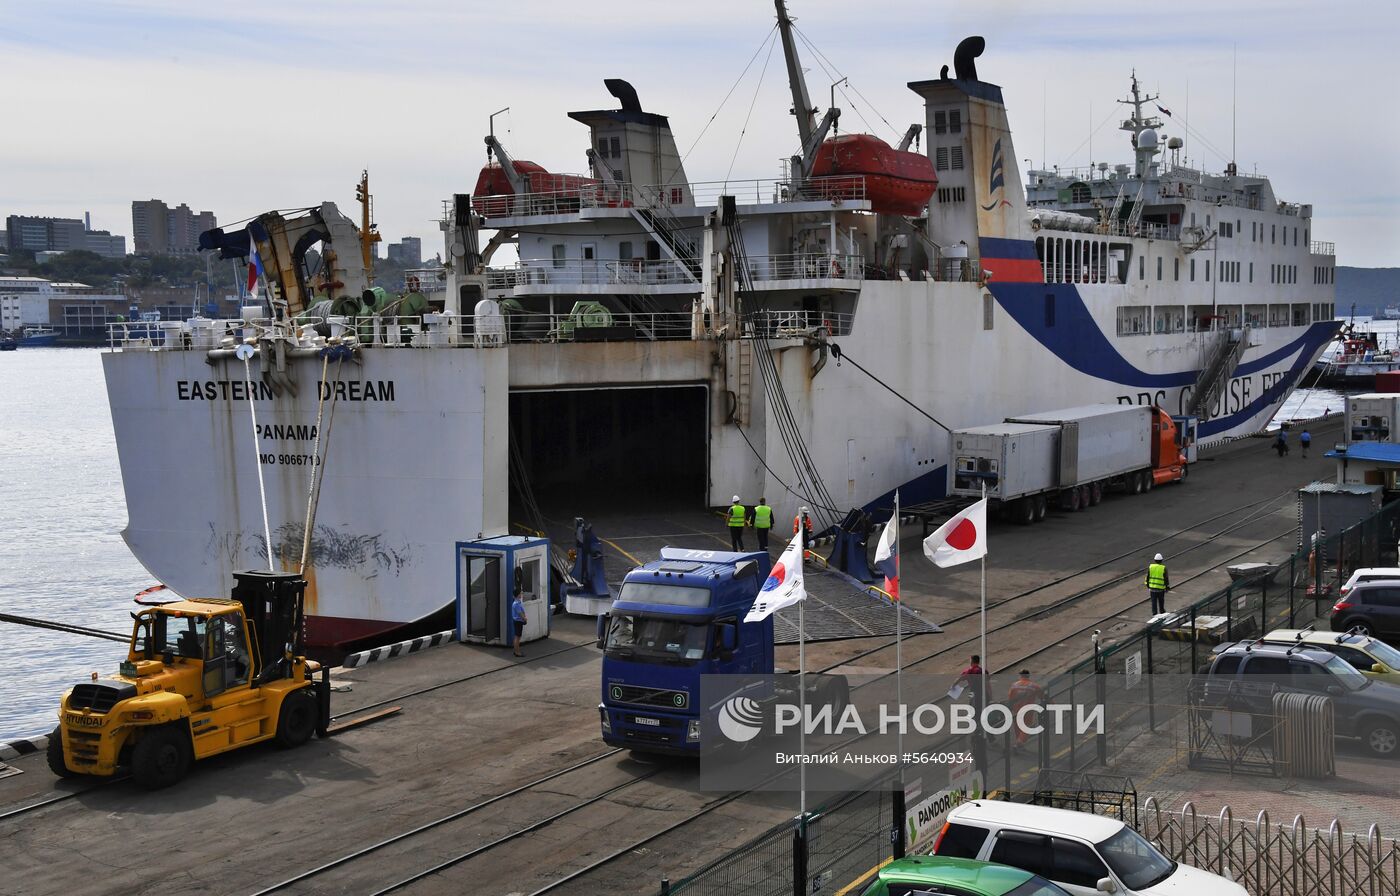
[230,571,307,683]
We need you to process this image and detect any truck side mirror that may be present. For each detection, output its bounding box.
[733,560,759,580]
[596,613,608,649]
[719,623,737,652]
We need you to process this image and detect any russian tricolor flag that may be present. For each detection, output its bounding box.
[246,234,266,300]
[874,494,899,600]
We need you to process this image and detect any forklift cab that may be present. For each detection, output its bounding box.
[456,536,552,646]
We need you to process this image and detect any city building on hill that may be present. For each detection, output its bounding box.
[132,199,216,254]
[3,214,126,258]
[385,236,422,266]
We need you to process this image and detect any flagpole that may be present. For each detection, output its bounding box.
[894,490,903,785]
[798,587,806,821]
[980,482,988,711]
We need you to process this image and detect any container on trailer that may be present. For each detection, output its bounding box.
[948,422,1061,500]
[1005,404,1153,485]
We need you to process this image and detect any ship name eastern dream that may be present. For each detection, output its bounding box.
[99,11,1337,649]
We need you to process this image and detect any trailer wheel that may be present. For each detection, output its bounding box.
[131,724,192,790]
[275,689,318,749]
[1013,497,1035,526]
[1078,485,1092,509]
[46,726,79,779]
[1033,495,1048,522]
[1128,471,1143,495]
[1144,470,1155,492]
[1061,488,1081,512]
[1090,482,1103,506]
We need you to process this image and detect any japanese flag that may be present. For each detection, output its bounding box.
[923,498,988,568]
[745,533,806,622]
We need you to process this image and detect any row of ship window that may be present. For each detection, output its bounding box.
[1035,237,1334,286]
[1114,302,1336,336]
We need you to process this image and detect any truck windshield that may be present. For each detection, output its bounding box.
[605,614,710,662]
[616,582,713,608]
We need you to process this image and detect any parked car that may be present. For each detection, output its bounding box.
[1259,628,1400,683]
[1339,568,1400,598]
[1330,578,1400,641]
[858,855,1073,896]
[1206,640,1400,757]
[931,802,1247,895]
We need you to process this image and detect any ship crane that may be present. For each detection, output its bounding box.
[484,106,528,196]
[776,0,839,188]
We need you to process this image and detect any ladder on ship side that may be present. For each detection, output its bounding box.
[1188,326,1249,419]
[736,338,753,425]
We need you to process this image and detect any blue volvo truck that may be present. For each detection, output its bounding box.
[597,547,776,754]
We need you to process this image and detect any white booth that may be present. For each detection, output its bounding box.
[456,536,551,646]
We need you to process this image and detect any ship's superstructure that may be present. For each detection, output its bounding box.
[101,4,1338,647]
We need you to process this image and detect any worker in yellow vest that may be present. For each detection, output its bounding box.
[1145,552,1170,616]
[727,495,747,551]
[751,497,774,552]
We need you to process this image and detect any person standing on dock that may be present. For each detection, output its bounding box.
[511,584,527,658]
[1008,669,1047,751]
[793,506,814,552]
[1145,553,1170,616]
[1274,429,1289,458]
[1300,429,1312,458]
[727,495,747,551]
[751,497,774,552]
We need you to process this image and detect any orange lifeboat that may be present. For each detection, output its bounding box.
[809,133,937,216]
[472,161,603,217]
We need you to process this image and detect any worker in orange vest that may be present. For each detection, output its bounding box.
[1007,669,1047,751]
[793,506,814,550]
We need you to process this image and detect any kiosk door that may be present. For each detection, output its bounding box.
[464,554,502,640]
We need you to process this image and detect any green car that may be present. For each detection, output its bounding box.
[859,855,1073,896]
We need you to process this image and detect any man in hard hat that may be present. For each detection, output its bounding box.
[1145,552,1170,616]
[793,506,814,551]
[727,495,747,551]
[751,497,774,552]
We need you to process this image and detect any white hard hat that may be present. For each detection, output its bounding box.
[800,506,810,514]
[732,495,741,503]
[1154,553,1164,562]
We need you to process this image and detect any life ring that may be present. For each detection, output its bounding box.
[407,275,421,292]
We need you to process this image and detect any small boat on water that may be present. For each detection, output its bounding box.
[18,327,58,347]
[1312,327,1400,390]
[1383,305,1400,320]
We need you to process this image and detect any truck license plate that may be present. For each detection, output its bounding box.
[634,716,660,727]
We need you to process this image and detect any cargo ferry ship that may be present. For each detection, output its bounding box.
[101,3,1338,647]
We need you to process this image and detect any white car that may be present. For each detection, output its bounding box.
[1340,568,1400,598]
[931,802,1247,895]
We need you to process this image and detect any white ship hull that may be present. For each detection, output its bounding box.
[101,286,1334,645]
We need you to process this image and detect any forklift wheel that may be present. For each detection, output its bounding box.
[275,689,318,749]
[46,727,79,779]
[131,724,192,790]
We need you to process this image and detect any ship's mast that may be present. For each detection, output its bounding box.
[1117,72,1163,178]
[354,170,381,281]
[775,0,839,187]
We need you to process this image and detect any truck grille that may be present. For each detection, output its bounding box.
[607,684,688,709]
[68,681,136,713]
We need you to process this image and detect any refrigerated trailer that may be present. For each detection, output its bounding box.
[949,404,1192,525]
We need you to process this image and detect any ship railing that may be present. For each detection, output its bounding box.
[1310,240,1335,256]
[486,259,695,290]
[473,175,869,219]
[458,308,697,345]
[744,253,865,282]
[1101,219,1178,240]
[741,310,855,338]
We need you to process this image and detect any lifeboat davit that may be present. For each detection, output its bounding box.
[809,134,937,216]
[472,161,602,216]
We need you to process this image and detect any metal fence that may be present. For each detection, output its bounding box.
[660,496,1400,895]
[1142,800,1400,896]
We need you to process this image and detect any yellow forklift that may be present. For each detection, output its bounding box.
[48,571,331,789]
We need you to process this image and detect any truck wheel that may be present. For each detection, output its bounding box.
[1078,485,1092,509]
[1033,495,1048,522]
[275,689,318,749]
[1363,719,1400,758]
[1130,471,1144,494]
[1013,497,1035,526]
[1062,488,1081,512]
[131,724,192,790]
[1144,470,1155,491]
[46,726,78,779]
[1090,482,1103,506]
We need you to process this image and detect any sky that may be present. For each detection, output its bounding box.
[3,0,1397,267]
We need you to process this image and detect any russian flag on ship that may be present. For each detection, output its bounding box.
[246,234,266,300]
